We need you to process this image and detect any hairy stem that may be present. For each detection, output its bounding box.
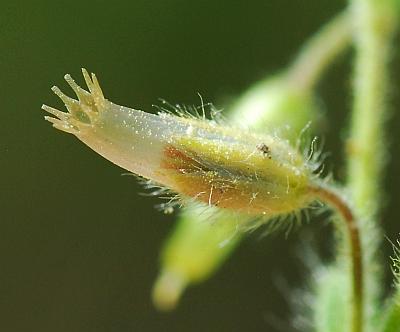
[348,0,397,220]
[347,0,398,330]
[309,184,363,332]
[287,11,351,91]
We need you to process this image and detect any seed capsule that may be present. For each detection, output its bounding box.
[43,69,314,216]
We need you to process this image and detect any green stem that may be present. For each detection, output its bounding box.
[230,10,352,138]
[347,0,397,217]
[347,0,398,331]
[287,11,351,91]
[310,184,364,332]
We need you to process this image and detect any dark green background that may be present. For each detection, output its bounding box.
[1,1,399,331]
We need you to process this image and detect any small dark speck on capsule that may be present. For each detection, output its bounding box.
[256,143,271,159]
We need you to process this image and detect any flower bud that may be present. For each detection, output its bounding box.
[229,76,320,142]
[152,206,240,311]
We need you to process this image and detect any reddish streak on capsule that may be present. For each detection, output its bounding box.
[161,145,231,206]
[161,145,258,211]
[162,145,203,173]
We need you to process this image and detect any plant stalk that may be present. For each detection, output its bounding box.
[347,0,397,220]
[287,11,351,91]
[309,184,363,332]
[347,0,398,330]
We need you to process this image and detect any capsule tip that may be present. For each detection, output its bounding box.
[42,70,107,135]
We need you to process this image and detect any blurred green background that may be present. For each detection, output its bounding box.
[1,1,399,331]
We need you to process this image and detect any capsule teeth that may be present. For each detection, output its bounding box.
[90,73,104,97]
[44,115,78,134]
[52,85,89,118]
[79,68,105,109]
[51,85,78,110]
[53,123,79,135]
[43,69,106,135]
[82,68,94,93]
[64,74,93,106]
[44,114,62,125]
[43,105,76,134]
[41,104,70,121]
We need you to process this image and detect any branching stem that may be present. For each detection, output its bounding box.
[309,184,363,332]
[287,11,351,91]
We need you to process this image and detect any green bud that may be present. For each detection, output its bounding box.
[152,206,240,311]
[229,76,320,143]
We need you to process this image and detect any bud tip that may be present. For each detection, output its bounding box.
[152,270,187,312]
